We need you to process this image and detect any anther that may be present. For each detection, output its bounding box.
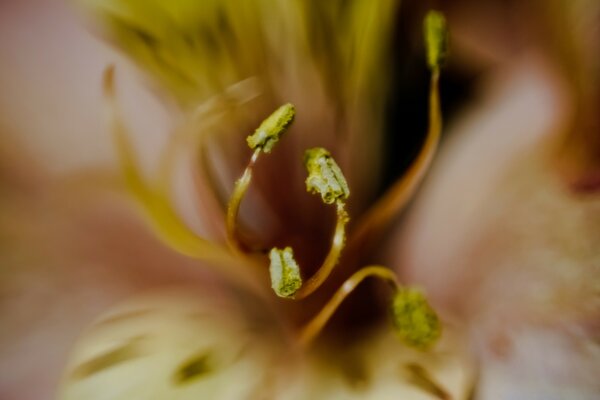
[347,10,448,252]
[269,247,303,298]
[304,147,350,205]
[246,103,295,153]
[424,10,448,71]
[391,288,441,349]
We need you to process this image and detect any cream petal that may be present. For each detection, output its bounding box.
[59,290,304,400]
[59,290,474,400]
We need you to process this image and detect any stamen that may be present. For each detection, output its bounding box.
[226,104,296,251]
[298,265,441,349]
[267,148,350,299]
[152,79,264,239]
[348,10,447,253]
[269,247,303,298]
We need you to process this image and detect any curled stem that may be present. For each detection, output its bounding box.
[348,11,446,253]
[226,148,261,252]
[350,70,441,252]
[298,265,399,346]
[226,103,296,252]
[269,147,351,299]
[292,201,349,299]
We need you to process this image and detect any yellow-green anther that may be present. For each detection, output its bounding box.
[304,147,349,205]
[391,288,441,349]
[269,247,302,298]
[246,103,296,153]
[424,11,448,70]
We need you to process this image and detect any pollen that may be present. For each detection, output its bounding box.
[304,147,350,204]
[246,103,296,153]
[424,10,448,70]
[269,247,303,298]
[391,288,441,349]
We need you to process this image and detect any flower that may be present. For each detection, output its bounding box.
[48,1,468,398]
[1,0,597,399]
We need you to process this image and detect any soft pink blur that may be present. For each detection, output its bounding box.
[0,2,226,398]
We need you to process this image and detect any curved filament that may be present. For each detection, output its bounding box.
[298,265,399,346]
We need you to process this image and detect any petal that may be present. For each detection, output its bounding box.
[59,289,303,400]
